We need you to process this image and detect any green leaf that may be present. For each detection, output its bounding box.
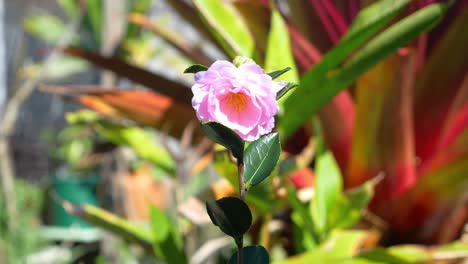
[281,0,444,137]
[193,0,254,57]
[229,245,270,264]
[310,151,343,241]
[24,14,66,44]
[274,230,367,264]
[201,122,245,162]
[150,206,170,243]
[356,249,413,264]
[328,175,381,230]
[149,206,187,264]
[265,9,299,103]
[276,82,298,100]
[244,133,281,187]
[206,197,252,238]
[77,205,154,253]
[86,0,102,45]
[66,110,176,174]
[286,185,318,250]
[58,0,79,19]
[268,67,291,80]
[184,64,208,74]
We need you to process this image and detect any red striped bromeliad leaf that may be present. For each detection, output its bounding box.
[347,53,417,199]
[287,2,355,171]
[41,85,197,139]
[62,46,193,105]
[385,150,468,244]
[413,8,468,165]
[78,90,197,139]
[287,0,332,52]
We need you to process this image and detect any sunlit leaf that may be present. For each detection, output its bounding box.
[310,151,342,240]
[193,0,254,58]
[265,9,299,100]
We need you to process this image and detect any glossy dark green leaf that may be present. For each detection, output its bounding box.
[206,197,252,238]
[201,122,244,162]
[244,133,281,187]
[267,67,291,80]
[276,82,298,100]
[184,64,208,74]
[228,245,270,264]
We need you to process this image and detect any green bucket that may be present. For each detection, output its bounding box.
[52,171,99,228]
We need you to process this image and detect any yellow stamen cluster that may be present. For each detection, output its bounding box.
[227,93,247,113]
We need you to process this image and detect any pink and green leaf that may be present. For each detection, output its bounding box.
[413,8,468,164]
[347,54,416,199]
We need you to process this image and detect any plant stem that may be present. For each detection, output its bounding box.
[237,160,245,264]
[236,237,243,264]
[237,161,246,200]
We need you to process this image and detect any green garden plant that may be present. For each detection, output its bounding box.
[32,0,468,262]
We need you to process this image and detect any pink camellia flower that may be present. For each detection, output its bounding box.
[191,60,284,142]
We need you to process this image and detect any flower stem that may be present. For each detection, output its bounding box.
[237,160,246,264]
[236,237,243,264]
[237,161,247,200]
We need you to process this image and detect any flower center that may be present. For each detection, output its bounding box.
[226,93,248,113]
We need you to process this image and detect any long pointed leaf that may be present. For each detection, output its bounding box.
[265,8,299,104]
[413,8,468,163]
[65,203,154,253]
[128,13,213,66]
[282,2,446,137]
[63,46,193,105]
[193,0,255,58]
[347,54,417,199]
[42,86,197,139]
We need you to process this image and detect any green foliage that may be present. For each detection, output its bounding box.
[193,0,254,57]
[201,122,245,162]
[44,122,99,171]
[206,197,252,239]
[281,1,447,137]
[267,67,292,80]
[0,180,46,263]
[310,151,343,242]
[274,230,367,264]
[24,14,66,44]
[184,64,209,74]
[66,110,175,175]
[150,206,186,264]
[265,9,298,84]
[244,133,281,188]
[265,8,299,103]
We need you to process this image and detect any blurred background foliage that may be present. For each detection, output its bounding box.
[0,0,466,263]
